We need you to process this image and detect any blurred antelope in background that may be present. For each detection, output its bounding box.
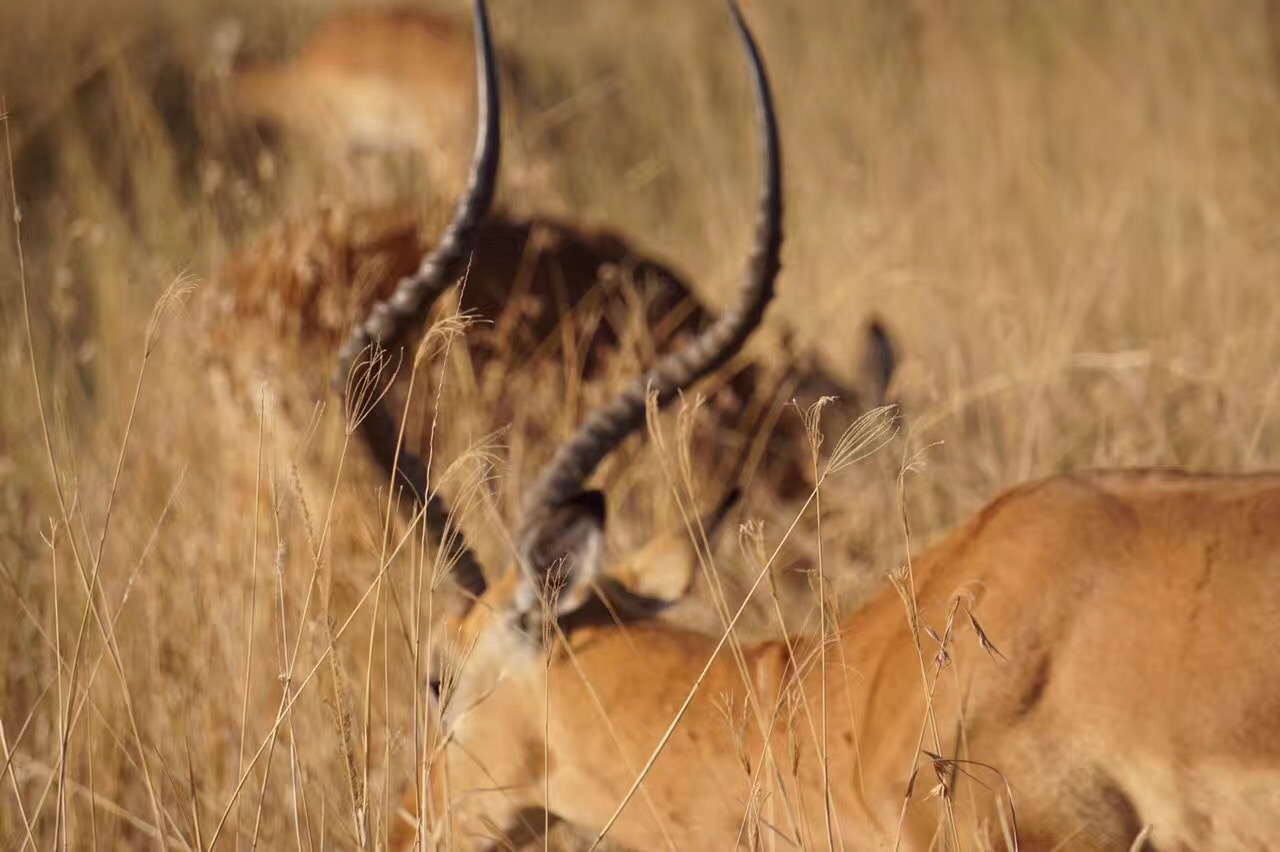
[216,6,525,192]
[213,200,896,501]
[203,2,899,637]
[199,0,900,647]
[337,1,1280,849]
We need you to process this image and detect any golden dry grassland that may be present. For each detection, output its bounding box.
[3,0,1280,848]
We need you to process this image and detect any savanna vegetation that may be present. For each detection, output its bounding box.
[3,0,1280,847]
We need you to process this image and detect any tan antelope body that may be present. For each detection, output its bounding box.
[411,469,1280,850]
[327,2,1280,849]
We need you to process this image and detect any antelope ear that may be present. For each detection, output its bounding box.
[610,532,698,605]
[516,490,607,617]
[858,317,898,408]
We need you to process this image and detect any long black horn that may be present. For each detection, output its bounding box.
[517,0,782,565]
[333,0,500,599]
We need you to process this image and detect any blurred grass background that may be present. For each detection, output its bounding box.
[3,0,1280,847]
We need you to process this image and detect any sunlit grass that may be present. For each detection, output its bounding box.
[4,0,1280,847]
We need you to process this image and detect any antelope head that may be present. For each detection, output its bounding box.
[336,0,782,845]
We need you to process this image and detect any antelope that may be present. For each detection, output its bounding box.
[206,196,897,640]
[218,6,522,191]
[202,3,898,644]
[212,200,897,504]
[340,1,1280,849]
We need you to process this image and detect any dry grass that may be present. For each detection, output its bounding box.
[4,0,1280,848]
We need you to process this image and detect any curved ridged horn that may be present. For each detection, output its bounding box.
[333,0,499,599]
[517,0,782,560]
